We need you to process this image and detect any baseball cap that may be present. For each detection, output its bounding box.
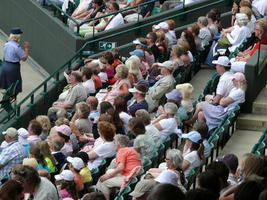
[129,179,156,198]
[212,56,231,67]
[2,127,18,138]
[129,84,148,94]
[10,27,23,34]
[55,170,74,181]
[155,169,179,185]
[154,22,169,30]
[156,61,174,71]
[18,128,29,145]
[133,39,147,47]
[55,125,72,137]
[231,72,246,82]
[182,131,202,143]
[217,154,239,172]
[129,49,145,58]
[67,157,84,170]
[165,89,182,101]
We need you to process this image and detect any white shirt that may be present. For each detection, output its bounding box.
[253,0,267,16]
[119,112,132,134]
[105,13,124,30]
[216,71,234,97]
[145,124,161,147]
[226,25,251,52]
[98,72,108,83]
[33,177,59,200]
[159,118,178,141]
[184,150,202,177]
[88,141,115,170]
[82,79,95,95]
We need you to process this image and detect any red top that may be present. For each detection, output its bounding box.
[250,37,267,56]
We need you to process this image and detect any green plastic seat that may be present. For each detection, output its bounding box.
[142,158,152,173]
[157,143,165,164]
[149,151,159,168]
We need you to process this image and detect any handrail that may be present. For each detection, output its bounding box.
[0,0,226,124]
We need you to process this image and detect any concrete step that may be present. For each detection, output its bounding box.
[236,113,267,131]
[253,87,267,114]
[219,129,262,160]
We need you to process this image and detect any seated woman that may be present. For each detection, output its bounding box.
[176,83,194,114]
[147,149,185,184]
[101,64,131,104]
[125,55,143,85]
[188,72,246,131]
[96,134,142,200]
[129,117,156,160]
[87,121,116,170]
[152,102,180,141]
[181,131,205,177]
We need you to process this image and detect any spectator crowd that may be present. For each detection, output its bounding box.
[0,0,267,200]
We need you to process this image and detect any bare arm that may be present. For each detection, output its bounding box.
[219,97,234,107]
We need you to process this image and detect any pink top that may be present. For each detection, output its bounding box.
[105,65,115,79]
[59,189,72,198]
[104,79,131,104]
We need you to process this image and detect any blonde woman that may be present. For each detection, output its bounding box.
[0,27,30,94]
[176,83,194,113]
[36,115,51,140]
[189,72,246,130]
[125,55,143,84]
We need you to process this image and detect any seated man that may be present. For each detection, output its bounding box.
[96,134,142,200]
[205,56,234,105]
[0,127,24,180]
[145,61,175,112]
[48,71,87,117]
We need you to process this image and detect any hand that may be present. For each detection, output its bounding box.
[24,42,30,49]
[158,113,168,120]
[99,174,110,182]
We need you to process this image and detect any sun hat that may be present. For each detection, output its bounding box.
[18,128,29,145]
[181,131,202,143]
[129,179,156,198]
[231,72,246,82]
[67,157,84,170]
[155,169,179,185]
[165,89,182,101]
[23,158,38,169]
[55,124,72,137]
[55,170,74,181]
[217,154,239,172]
[133,39,147,47]
[156,22,169,30]
[10,27,23,34]
[164,102,178,115]
[156,61,174,71]
[2,127,18,138]
[212,56,231,67]
[129,49,145,58]
[129,84,148,94]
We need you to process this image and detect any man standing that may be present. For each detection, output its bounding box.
[0,127,24,179]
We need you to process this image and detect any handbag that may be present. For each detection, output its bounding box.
[218,35,232,47]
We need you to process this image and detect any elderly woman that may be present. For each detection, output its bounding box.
[103,64,131,104]
[147,149,185,184]
[189,72,246,131]
[96,134,141,200]
[0,27,30,94]
[152,102,180,141]
[145,61,175,112]
[87,121,116,170]
[128,117,156,160]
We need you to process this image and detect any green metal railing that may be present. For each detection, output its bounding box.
[0,0,226,125]
[44,0,159,36]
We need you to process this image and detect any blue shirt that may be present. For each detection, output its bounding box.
[3,40,25,62]
[128,100,148,116]
[0,141,24,179]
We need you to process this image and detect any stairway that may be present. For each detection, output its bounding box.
[237,87,267,131]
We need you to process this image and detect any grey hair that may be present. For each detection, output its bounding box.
[115,64,129,79]
[198,16,208,26]
[56,108,67,119]
[135,109,151,125]
[166,149,183,169]
[164,102,178,115]
[114,134,129,147]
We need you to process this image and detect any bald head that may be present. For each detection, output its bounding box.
[86,96,98,110]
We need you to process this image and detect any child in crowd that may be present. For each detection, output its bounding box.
[67,156,85,192]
